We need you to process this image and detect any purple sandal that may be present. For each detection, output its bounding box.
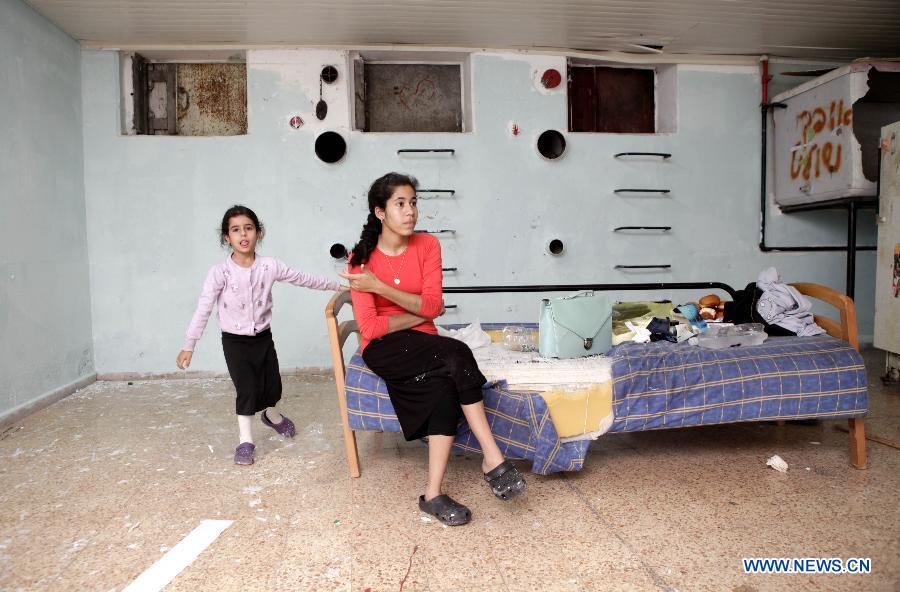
[261,410,296,438]
[234,442,255,465]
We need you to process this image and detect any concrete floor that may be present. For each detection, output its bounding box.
[1,349,898,592]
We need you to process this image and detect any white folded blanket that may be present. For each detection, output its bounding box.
[472,342,612,388]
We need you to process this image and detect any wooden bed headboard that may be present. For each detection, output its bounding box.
[791,283,858,351]
[325,290,362,477]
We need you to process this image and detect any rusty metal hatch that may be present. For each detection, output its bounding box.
[175,63,247,136]
[362,64,462,132]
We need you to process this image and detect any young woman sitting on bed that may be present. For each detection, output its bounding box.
[339,172,526,526]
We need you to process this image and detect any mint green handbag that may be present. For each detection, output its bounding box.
[539,291,613,358]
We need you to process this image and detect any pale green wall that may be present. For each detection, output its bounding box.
[0,0,94,415]
[80,51,875,374]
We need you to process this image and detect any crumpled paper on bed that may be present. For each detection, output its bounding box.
[625,321,652,344]
[437,319,492,350]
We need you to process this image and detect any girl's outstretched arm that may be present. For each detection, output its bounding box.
[275,259,341,291]
[176,350,193,369]
[181,266,225,354]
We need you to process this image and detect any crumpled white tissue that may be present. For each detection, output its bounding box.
[766,454,788,473]
[437,319,492,350]
[625,321,652,344]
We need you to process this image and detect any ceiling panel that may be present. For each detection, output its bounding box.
[24,0,900,60]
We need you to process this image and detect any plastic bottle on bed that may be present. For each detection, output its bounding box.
[503,326,538,352]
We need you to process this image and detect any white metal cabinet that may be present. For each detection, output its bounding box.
[874,120,900,364]
[772,62,900,208]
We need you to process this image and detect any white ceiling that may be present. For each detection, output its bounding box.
[25,0,900,61]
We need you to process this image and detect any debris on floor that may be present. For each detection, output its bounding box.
[766,454,788,472]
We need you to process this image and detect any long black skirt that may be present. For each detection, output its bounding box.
[221,329,283,415]
[362,330,486,441]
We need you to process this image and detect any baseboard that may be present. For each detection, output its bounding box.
[0,373,98,431]
[95,367,332,381]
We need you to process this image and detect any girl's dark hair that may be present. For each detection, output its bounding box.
[349,172,418,266]
[219,205,264,247]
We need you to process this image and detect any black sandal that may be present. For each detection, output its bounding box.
[483,460,527,501]
[418,494,471,526]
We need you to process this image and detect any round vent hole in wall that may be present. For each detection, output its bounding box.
[321,65,338,84]
[548,239,564,255]
[315,132,347,164]
[330,243,348,259]
[537,130,566,160]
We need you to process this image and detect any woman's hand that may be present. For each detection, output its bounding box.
[176,350,192,370]
[338,267,384,294]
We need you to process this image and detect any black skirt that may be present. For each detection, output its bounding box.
[221,329,283,415]
[362,330,486,441]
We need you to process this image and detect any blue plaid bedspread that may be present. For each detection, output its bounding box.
[607,335,867,432]
[345,353,589,474]
[343,334,867,475]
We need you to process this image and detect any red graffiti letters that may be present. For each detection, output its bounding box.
[789,100,852,181]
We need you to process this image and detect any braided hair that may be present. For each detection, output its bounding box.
[349,172,418,266]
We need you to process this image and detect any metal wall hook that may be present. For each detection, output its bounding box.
[614,264,672,269]
[397,149,455,155]
[614,152,672,159]
[613,226,671,232]
[614,189,671,195]
[417,189,456,199]
[415,229,456,235]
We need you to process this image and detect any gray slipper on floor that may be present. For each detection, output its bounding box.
[483,460,526,501]
[418,494,471,526]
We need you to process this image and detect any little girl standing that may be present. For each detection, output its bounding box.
[176,205,342,465]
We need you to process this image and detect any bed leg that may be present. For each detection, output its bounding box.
[343,424,361,478]
[848,418,867,470]
[334,373,361,478]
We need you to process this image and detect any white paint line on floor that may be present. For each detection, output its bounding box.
[122,519,233,592]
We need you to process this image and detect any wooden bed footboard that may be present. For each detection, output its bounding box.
[325,283,867,477]
[791,283,867,469]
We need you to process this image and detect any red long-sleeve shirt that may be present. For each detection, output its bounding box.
[349,233,443,351]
